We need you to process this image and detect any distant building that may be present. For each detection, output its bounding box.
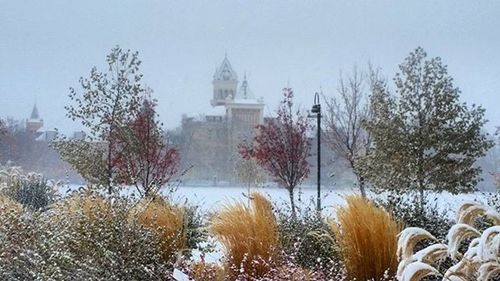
[179,55,265,182]
[72,131,86,140]
[26,104,43,136]
[40,130,58,142]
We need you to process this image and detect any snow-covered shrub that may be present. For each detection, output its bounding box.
[396,202,500,281]
[274,199,340,277]
[0,166,59,211]
[178,250,343,281]
[210,192,280,279]
[183,203,207,256]
[0,195,37,280]
[484,191,500,212]
[44,192,172,280]
[259,259,328,281]
[4,176,58,211]
[178,259,225,281]
[332,195,401,281]
[257,249,350,281]
[378,191,454,240]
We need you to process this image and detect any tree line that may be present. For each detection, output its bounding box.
[2,46,497,217]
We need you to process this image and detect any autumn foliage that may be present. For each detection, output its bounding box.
[113,97,180,197]
[239,88,311,215]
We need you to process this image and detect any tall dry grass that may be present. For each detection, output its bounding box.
[210,192,279,279]
[331,195,401,281]
[130,197,187,262]
[186,261,225,281]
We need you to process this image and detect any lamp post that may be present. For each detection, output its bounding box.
[309,92,321,213]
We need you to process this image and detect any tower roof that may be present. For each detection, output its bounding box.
[235,74,255,100]
[213,54,238,81]
[30,104,40,119]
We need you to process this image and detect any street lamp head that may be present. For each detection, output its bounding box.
[311,104,321,114]
[311,92,321,114]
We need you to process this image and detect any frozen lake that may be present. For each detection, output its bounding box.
[65,183,496,217]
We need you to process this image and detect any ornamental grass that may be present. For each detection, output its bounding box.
[331,195,401,281]
[210,192,280,279]
[130,196,187,263]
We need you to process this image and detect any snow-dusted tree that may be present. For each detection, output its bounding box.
[362,47,494,209]
[113,96,180,197]
[234,155,265,199]
[53,46,144,193]
[323,67,383,197]
[239,88,311,216]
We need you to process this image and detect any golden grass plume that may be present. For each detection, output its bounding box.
[188,261,225,281]
[130,196,187,262]
[331,195,401,281]
[210,192,279,279]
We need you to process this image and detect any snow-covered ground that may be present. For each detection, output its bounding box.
[63,183,495,217]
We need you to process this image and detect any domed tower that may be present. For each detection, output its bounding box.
[211,53,238,106]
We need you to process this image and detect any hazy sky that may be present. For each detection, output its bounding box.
[1,1,500,134]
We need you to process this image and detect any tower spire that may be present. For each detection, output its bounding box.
[212,54,239,106]
[30,103,40,119]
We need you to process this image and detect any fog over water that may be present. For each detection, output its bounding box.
[1,1,500,133]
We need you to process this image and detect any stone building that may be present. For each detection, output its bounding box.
[26,104,43,136]
[180,55,264,182]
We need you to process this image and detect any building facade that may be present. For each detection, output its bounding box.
[26,104,43,136]
[180,55,264,182]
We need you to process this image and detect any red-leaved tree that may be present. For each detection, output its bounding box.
[239,88,311,216]
[113,97,180,197]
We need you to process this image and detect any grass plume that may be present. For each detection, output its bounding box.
[130,196,187,263]
[210,192,279,279]
[331,195,401,281]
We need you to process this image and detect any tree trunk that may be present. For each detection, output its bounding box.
[359,176,366,198]
[418,182,425,214]
[288,188,296,218]
[107,142,113,195]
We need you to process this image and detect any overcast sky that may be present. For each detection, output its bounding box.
[1,1,500,134]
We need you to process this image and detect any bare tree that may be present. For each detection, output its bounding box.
[323,66,381,197]
[234,155,265,200]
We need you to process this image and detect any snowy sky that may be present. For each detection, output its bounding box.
[1,1,500,134]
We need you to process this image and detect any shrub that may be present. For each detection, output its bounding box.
[0,195,36,280]
[274,199,340,277]
[484,191,500,212]
[332,195,401,281]
[0,167,58,211]
[210,192,280,279]
[377,191,454,240]
[45,192,172,280]
[183,203,207,257]
[179,259,225,281]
